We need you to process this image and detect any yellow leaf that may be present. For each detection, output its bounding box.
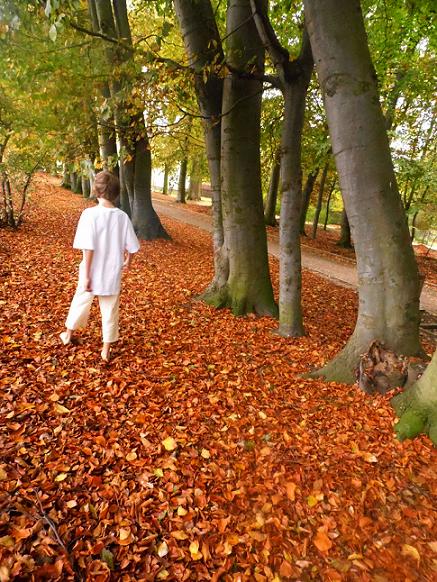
[171,530,188,540]
[49,393,60,402]
[260,446,271,457]
[157,541,169,557]
[307,495,318,507]
[0,467,7,481]
[126,451,137,462]
[0,535,14,547]
[201,448,210,459]
[154,468,164,478]
[177,506,188,516]
[119,528,131,541]
[54,403,70,414]
[157,570,169,580]
[189,540,202,560]
[258,411,267,419]
[55,472,68,482]
[66,500,77,508]
[162,437,177,451]
[401,544,420,562]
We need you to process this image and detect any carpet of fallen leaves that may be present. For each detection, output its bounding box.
[0,176,436,582]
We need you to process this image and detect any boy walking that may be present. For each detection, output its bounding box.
[60,171,139,361]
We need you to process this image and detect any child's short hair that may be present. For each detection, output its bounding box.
[93,170,120,202]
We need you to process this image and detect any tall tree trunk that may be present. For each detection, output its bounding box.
[252,2,314,334]
[177,157,187,203]
[88,1,118,173]
[304,0,423,383]
[81,176,91,198]
[392,349,437,445]
[188,157,202,201]
[300,168,319,235]
[337,206,352,248]
[264,148,280,227]
[212,0,277,316]
[61,164,71,189]
[163,163,169,195]
[92,0,168,239]
[312,161,329,239]
[173,0,229,295]
[323,177,336,230]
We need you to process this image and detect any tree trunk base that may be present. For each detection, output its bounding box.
[201,284,278,317]
[135,218,171,241]
[274,324,306,338]
[392,390,437,445]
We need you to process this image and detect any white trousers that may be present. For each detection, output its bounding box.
[65,290,120,343]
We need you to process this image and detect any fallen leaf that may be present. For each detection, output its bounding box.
[162,436,177,451]
[313,528,333,552]
[401,544,420,562]
[157,541,169,557]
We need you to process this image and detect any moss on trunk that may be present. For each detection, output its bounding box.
[392,350,437,445]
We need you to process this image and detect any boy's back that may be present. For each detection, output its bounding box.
[74,206,139,296]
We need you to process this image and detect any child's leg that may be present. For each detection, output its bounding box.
[63,290,94,341]
[98,294,120,360]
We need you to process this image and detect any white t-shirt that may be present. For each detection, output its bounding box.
[73,205,140,296]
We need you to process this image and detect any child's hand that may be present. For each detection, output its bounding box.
[84,276,92,292]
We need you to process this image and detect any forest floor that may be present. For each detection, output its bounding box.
[0,175,436,581]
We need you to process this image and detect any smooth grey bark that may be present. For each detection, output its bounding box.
[337,206,352,248]
[252,1,313,333]
[300,168,319,235]
[177,158,187,203]
[264,148,280,227]
[323,178,336,230]
[305,0,423,382]
[173,0,229,294]
[311,161,328,239]
[92,0,168,239]
[392,349,437,445]
[214,0,277,316]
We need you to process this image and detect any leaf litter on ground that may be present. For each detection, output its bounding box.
[0,175,436,581]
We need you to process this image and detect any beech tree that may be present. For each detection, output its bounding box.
[173,0,229,296]
[304,0,424,382]
[251,1,313,335]
[212,0,276,316]
[89,0,169,239]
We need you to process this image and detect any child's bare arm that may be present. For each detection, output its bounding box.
[123,252,134,271]
[84,250,94,291]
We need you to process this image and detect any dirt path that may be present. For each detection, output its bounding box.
[153,195,437,315]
